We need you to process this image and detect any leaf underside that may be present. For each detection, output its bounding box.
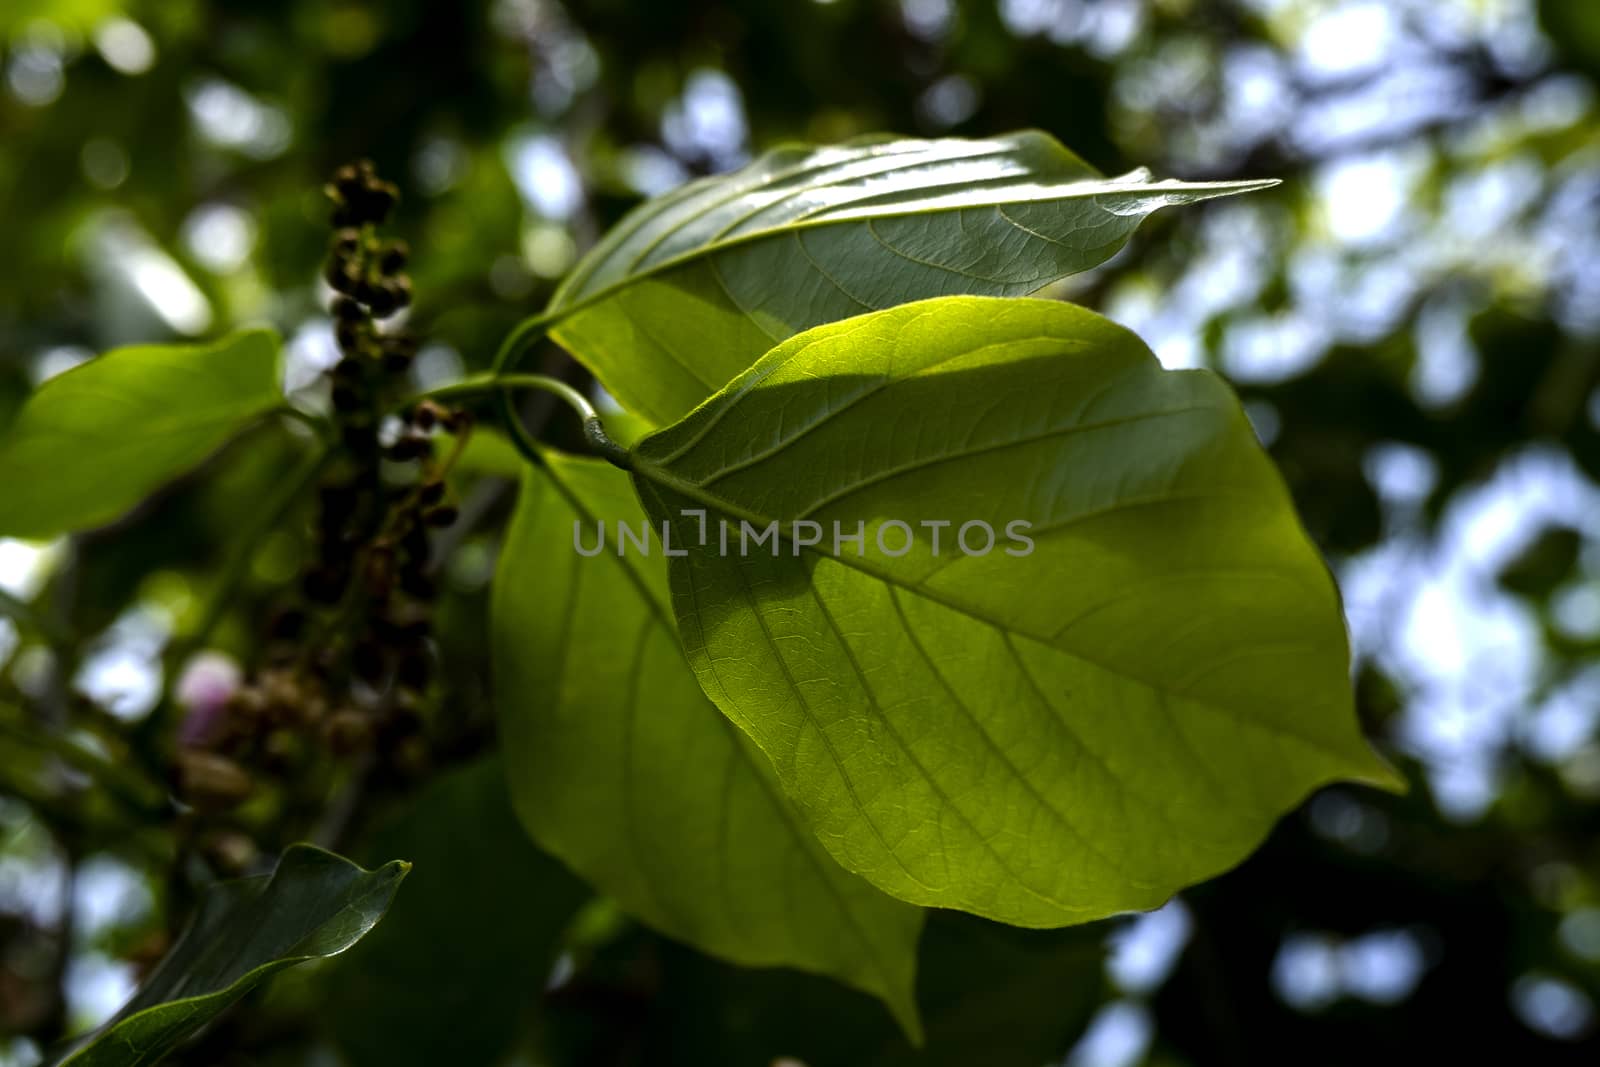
[0,329,284,540]
[630,295,1399,928]
[547,130,1275,424]
[493,452,924,1039]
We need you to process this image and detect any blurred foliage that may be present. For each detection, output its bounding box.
[2,0,1600,1064]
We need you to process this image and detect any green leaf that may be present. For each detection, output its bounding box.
[546,130,1273,424]
[0,329,284,539]
[641,914,1106,1067]
[628,296,1400,927]
[327,759,588,1067]
[492,451,925,1038]
[51,844,407,1067]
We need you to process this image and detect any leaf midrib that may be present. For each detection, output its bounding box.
[632,434,1358,763]
[545,173,1267,334]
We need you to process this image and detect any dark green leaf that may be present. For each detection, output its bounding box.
[563,913,1105,1067]
[547,131,1273,423]
[630,296,1400,927]
[0,329,284,539]
[493,451,925,1038]
[327,759,588,1067]
[51,844,407,1067]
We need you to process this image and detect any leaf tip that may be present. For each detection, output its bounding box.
[1353,751,1409,796]
[375,858,413,888]
[889,994,926,1049]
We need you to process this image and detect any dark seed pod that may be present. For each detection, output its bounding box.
[380,334,418,374]
[365,281,399,317]
[201,831,258,875]
[260,728,305,774]
[332,384,362,413]
[324,257,363,295]
[381,703,424,745]
[410,402,440,431]
[340,422,379,454]
[384,333,419,359]
[322,708,372,754]
[351,638,388,683]
[334,318,367,354]
[391,735,429,777]
[396,651,432,692]
[370,614,403,643]
[331,163,366,197]
[389,275,413,309]
[319,482,360,521]
[423,504,459,528]
[294,693,330,727]
[331,229,362,258]
[302,565,348,604]
[267,608,307,642]
[333,356,366,383]
[225,686,269,724]
[400,524,430,564]
[387,435,433,462]
[363,181,398,222]
[307,646,340,682]
[331,294,366,321]
[379,241,409,274]
[398,567,437,600]
[319,532,359,568]
[259,669,302,716]
[418,479,446,505]
[364,544,396,597]
[175,750,253,810]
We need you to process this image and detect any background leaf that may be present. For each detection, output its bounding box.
[631,914,1107,1067]
[546,130,1273,424]
[492,451,925,1037]
[0,329,284,540]
[631,296,1399,927]
[50,845,407,1067]
[326,759,588,1067]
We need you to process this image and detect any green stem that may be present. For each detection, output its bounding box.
[414,373,600,421]
[489,307,560,378]
[409,370,631,471]
[487,309,633,470]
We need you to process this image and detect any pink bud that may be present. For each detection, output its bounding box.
[176,652,242,748]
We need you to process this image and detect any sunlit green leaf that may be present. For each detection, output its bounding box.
[629,296,1400,927]
[492,451,925,1038]
[50,845,407,1067]
[546,131,1273,424]
[0,329,284,539]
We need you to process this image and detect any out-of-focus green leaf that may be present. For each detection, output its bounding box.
[493,451,925,1039]
[582,914,1105,1067]
[327,759,587,1067]
[0,0,122,37]
[631,296,1399,927]
[545,130,1273,424]
[0,329,284,539]
[452,426,527,480]
[49,844,407,1067]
